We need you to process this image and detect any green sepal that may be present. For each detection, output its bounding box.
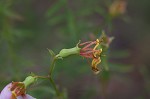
[56,46,81,58]
[23,76,37,88]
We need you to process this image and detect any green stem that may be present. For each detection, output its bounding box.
[35,75,49,79]
[48,76,60,96]
[49,56,57,76]
[49,56,61,98]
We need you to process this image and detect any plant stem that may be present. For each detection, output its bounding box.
[35,75,49,79]
[49,56,61,98]
[48,76,60,96]
[49,56,57,76]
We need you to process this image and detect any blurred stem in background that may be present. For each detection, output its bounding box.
[95,0,127,98]
[0,0,20,80]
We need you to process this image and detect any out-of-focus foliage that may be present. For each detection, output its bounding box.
[0,0,150,99]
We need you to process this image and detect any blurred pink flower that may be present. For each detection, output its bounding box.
[0,82,36,99]
[109,0,127,17]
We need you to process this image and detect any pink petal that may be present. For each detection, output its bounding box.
[0,83,12,99]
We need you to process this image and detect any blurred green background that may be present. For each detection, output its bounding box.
[0,0,150,99]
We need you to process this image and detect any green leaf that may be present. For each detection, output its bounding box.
[47,49,56,57]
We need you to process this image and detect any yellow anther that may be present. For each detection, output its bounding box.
[93,48,102,58]
[92,57,101,66]
[93,39,100,50]
[12,91,17,97]
[99,48,102,53]
[96,39,99,43]
[91,57,101,74]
